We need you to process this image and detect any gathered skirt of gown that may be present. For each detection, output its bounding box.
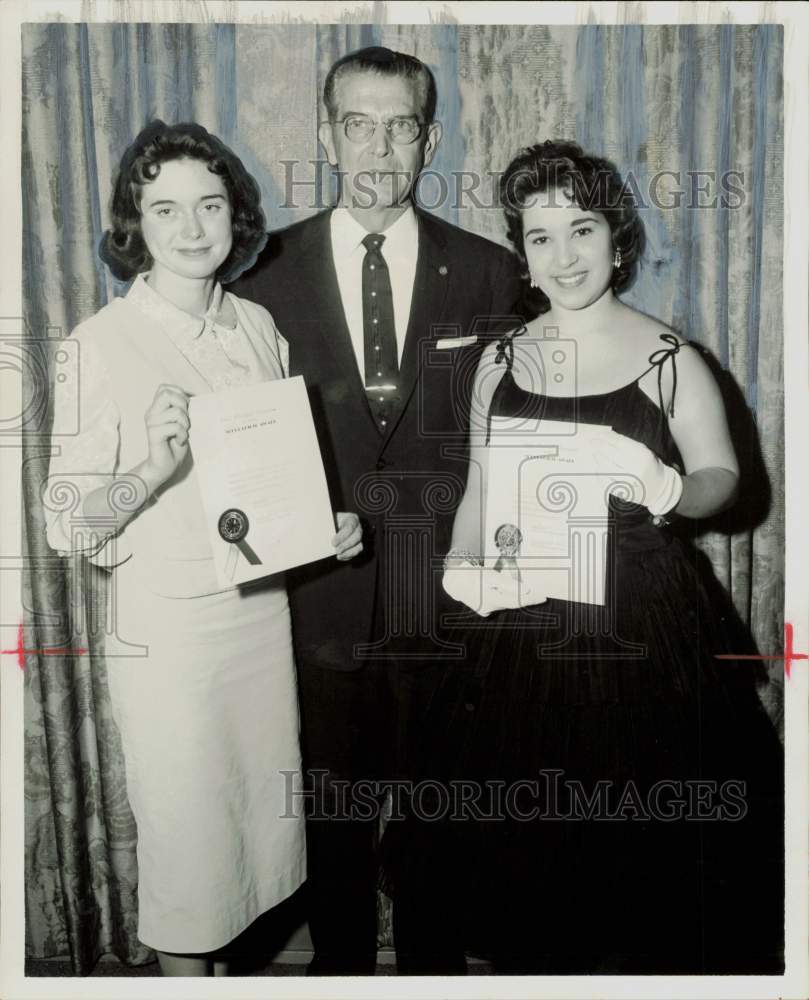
[106,558,305,953]
[383,352,784,975]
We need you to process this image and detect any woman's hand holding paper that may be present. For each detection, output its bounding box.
[442,560,543,618]
[594,429,683,516]
[142,383,192,492]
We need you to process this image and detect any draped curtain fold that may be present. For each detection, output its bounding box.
[22,22,784,971]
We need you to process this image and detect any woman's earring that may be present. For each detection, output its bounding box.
[613,249,622,269]
[529,275,538,289]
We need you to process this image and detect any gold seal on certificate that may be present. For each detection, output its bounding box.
[217,508,262,581]
[492,523,523,582]
[190,376,336,587]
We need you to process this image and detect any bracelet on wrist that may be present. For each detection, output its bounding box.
[444,548,484,570]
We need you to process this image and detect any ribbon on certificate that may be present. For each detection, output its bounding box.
[218,508,262,580]
[492,522,522,583]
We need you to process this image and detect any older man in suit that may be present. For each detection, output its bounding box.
[234,46,522,974]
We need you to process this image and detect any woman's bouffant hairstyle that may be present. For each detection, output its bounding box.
[99,120,267,283]
[500,140,644,316]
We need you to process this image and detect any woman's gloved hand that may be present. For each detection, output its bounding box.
[594,429,683,517]
[442,558,544,618]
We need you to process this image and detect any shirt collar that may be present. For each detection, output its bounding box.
[126,273,227,342]
[330,205,418,259]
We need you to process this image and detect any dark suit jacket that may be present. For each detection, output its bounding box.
[233,208,522,670]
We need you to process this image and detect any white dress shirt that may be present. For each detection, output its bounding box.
[329,206,419,382]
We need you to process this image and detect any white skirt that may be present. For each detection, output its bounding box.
[105,559,306,953]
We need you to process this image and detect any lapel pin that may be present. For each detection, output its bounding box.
[438,265,448,276]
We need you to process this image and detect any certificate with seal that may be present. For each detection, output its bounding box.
[484,417,615,606]
[189,376,335,587]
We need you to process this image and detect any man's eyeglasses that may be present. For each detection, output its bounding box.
[331,114,426,145]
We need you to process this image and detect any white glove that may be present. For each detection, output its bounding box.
[594,430,683,517]
[442,562,544,617]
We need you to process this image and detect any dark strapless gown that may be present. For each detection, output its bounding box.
[383,335,784,975]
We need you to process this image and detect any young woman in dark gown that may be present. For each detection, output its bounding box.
[386,141,784,975]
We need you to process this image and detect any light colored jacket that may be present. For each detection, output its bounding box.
[44,275,288,597]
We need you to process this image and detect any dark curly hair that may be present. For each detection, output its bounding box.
[99,120,267,283]
[500,140,644,316]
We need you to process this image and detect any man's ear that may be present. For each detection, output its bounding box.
[318,121,338,167]
[422,121,443,168]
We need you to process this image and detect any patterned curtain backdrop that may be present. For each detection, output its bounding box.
[22,22,784,970]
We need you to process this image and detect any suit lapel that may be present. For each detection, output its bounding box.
[294,212,378,432]
[294,210,452,447]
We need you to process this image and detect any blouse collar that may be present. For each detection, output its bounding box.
[126,273,231,343]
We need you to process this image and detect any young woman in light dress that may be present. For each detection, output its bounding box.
[45,120,362,976]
